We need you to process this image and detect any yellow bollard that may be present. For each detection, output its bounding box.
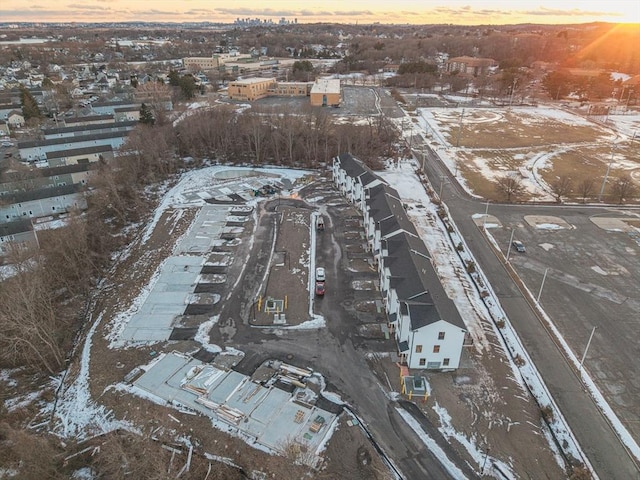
[285,295,288,310]
[258,296,262,312]
[408,391,412,400]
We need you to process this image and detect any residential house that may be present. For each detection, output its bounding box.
[18,130,130,162]
[0,183,87,222]
[7,111,25,128]
[0,120,9,136]
[42,120,137,140]
[45,145,113,167]
[0,218,38,256]
[63,114,115,127]
[332,153,467,370]
[0,163,95,196]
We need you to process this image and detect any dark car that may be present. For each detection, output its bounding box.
[512,240,526,253]
[315,281,325,296]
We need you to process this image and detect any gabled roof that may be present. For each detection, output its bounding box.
[43,120,137,136]
[46,144,113,159]
[336,152,368,178]
[18,130,130,149]
[385,234,465,331]
[0,218,33,237]
[1,182,83,203]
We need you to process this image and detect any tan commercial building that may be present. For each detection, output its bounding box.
[445,56,497,76]
[228,78,277,101]
[272,82,311,97]
[310,78,341,107]
[183,53,253,71]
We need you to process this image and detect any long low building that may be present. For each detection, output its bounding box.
[332,153,467,370]
[0,183,87,222]
[18,130,130,162]
[42,120,137,140]
[45,145,113,167]
[227,77,277,101]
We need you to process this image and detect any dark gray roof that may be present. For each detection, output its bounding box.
[384,234,465,331]
[398,339,409,353]
[46,144,113,160]
[114,106,139,112]
[2,183,83,203]
[91,100,139,107]
[64,114,114,124]
[43,120,137,136]
[358,170,383,189]
[1,162,93,183]
[0,218,33,236]
[18,130,131,149]
[336,153,368,178]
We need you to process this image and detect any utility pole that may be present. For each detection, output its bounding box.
[456,108,465,147]
[482,201,490,230]
[536,268,549,303]
[579,326,597,375]
[506,228,515,262]
[598,144,616,202]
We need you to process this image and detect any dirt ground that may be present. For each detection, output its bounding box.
[51,171,568,480]
[253,203,313,326]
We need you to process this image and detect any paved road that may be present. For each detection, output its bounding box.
[415,139,640,479]
[212,182,477,480]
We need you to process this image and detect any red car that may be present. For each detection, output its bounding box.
[315,281,325,296]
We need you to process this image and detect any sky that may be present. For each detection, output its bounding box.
[1,0,639,25]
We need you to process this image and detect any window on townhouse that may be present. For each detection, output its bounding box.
[438,332,445,340]
[443,358,450,366]
[433,345,440,353]
[419,358,426,366]
[415,345,423,353]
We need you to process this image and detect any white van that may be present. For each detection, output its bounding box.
[315,267,325,282]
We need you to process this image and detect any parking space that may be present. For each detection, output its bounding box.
[491,208,640,440]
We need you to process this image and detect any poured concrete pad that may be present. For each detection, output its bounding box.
[590,217,638,233]
[524,215,572,230]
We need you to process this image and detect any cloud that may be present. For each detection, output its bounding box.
[66,3,111,11]
[522,7,621,17]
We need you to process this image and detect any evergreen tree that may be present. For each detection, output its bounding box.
[19,86,42,120]
[139,103,155,126]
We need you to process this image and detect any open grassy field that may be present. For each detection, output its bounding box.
[423,106,640,202]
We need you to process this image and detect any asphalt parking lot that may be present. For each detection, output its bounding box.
[490,206,640,442]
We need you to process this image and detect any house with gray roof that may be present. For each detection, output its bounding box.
[332,153,467,370]
[0,218,38,257]
[0,183,87,222]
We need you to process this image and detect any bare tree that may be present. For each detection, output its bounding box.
[577,177,596,203]
[610,174,637,204]
[495,174,525,202]
[550,175,573,203]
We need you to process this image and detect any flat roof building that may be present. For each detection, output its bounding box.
[228,77,277,101]
[310,78,341,107]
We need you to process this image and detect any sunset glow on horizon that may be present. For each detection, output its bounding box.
[1,0,639,25]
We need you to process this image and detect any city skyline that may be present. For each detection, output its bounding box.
[1,0,639,25]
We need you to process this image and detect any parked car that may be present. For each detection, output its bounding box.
[315,281,325,296]
[512,240,526,253]
[315,267,325,282]
[1,141,13,147]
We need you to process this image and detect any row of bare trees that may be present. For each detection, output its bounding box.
[174,105,398,169]
[494,173,637,203]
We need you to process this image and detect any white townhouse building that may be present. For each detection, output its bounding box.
[332,153,467,370]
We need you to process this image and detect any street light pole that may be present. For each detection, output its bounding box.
[579,326,597,375]
[598,143,616,202]
[482,201,490,230]
[536,268,549,303]
[439,176,447,199]
[456,108,465,147]
[506,228,515,262]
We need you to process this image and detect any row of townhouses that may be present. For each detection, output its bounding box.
[332,153,468,370]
